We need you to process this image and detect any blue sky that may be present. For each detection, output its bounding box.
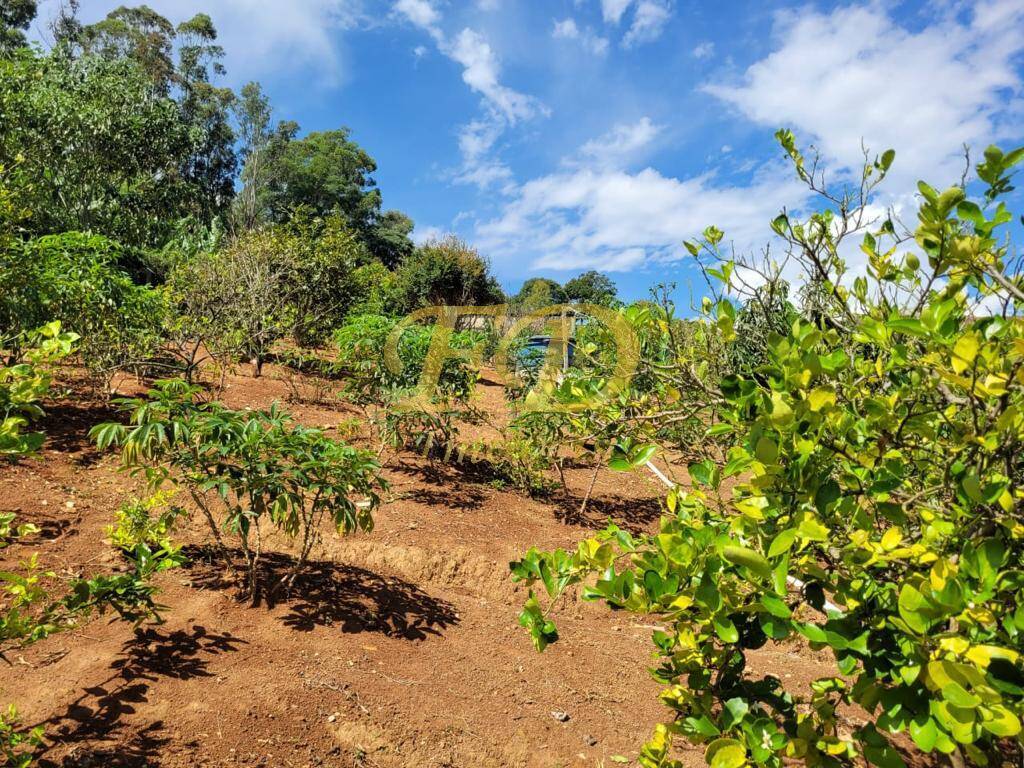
[34,0,1024,301]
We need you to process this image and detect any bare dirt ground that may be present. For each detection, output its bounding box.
[0,364,833,768]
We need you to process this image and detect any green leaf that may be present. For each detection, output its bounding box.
[886,318,928,337]
[722,546,772,579]
[689,460,717,489]
[760,592,791,619]
[722,697,749,729]
[713,615,739,644]
[796,622,827,644]
[897,584,931,634]
[909,716,938,751]
[754,436,777,464]
[767,529,796,557]
[684,716,721,738]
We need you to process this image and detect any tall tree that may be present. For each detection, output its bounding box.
[265,129,381,226]
[564,270,618,306]
[262,128,415,264]
[64,5,237,223]
[0,51,201,247]
[0,0,36,54]
[364,209,414,268]
[77,5,177,90]
[174,13,236,216]
[512,277,566,311]
[231,81,297,231]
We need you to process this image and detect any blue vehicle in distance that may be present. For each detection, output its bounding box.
[515,335,576,375]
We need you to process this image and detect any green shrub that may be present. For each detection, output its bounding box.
[0,232,166,389]
[392,235,504,313]
[107,490,187,553]
[0,704,43,768]
[513,138,1024,768]
[332,313,480,405]
[0,322,78,455]
[91,380,387,598]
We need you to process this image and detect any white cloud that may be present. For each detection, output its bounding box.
[553,18,580,38]
[394,3,543,123]
[412,225,446,245]
[704,0,1024,191]
[458,118,504,164]
[37,0,361,85]
[476,159,809,273]
[393,0,443,41]
[600,0,634,24]
[622,0,672,47]
[692,41,714,59]
[391,3,546,190]
[448,28,545,122]
[393,0,439,30]
[577,117,663,167]
[552,17,609,55]
[413,44,428,58]
[477,0,500,9]
[478,0,1024,283]
[454,161,515,190]
[593,0,672,46]
[451,116,518,191]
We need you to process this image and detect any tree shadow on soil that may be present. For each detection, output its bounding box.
[388,459,497,510]
[38,400,118,467]
[391,455,496,485]
[402,484,488,511]
[37,625,244,768]
[552,493,664,535]
[186,548,459,641]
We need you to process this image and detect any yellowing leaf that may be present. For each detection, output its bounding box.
[881,527,902,551]
[670,594,693,610]
[769,392,792,425]
[797,515,829,542]
[980,705,1021,737]
[734,495,768,520]
[965,645,1020,669]
[807,386,836,412]
[706,738,747,768]
[952,333,980,374]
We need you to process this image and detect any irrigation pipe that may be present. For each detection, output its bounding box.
[642,460,844,615]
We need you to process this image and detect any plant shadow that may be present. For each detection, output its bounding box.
[402,484,488,512]
[186,548,460,641]
[38,399,118,467]
[552,493,664,535]
[36,625,244,768]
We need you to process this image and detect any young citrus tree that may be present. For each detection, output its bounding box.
[513,138,1024,768]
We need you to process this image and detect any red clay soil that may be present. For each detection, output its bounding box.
[0,365,836,768]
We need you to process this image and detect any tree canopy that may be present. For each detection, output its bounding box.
[0,0,36,53]
[393,235,505,312]
[564,270,618,305]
